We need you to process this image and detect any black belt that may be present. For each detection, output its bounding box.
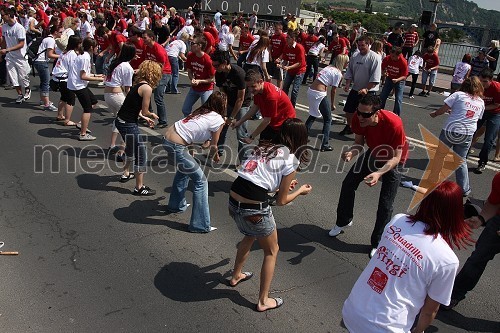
[229,196,268,209]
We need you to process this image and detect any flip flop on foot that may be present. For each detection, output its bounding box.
[256,297,284,312]
[64,121,77,126]
[228,271,253,287]
[55,116,66,121]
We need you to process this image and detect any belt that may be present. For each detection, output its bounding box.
[229,196,268,210]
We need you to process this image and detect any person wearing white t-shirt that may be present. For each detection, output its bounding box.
[228,118,312,312]
[428,76,485,196]
[79,13,93,39]
[0,8,31,104]
[407,50,423,98]
[218,25,237,61]
[244,35,271,81]
[451,53,472,92]
[67,38,104,141]
[166,32,188,94]
[34,25,62,112]
[343,181,473,333]
[162,92,226,233]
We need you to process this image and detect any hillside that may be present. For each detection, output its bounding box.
[305,0,500,28]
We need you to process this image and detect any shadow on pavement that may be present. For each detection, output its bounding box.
[435,310,500,332]
[76,173,136,195]
[154,259,256,310]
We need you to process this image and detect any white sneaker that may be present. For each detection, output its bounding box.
[369,248,377,258]
[44,103,58,112]
[15,95,25,104]
[23,89,31,100]
[328,221,353,237]
[75,123,92,133]
[79,133,96,141]
[209,226,217,232]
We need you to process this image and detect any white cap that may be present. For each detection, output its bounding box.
[411,24,418,28]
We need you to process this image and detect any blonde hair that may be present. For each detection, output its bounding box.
[491,40,499,48]
[63,17,77,30]
[333,54,349,70]
[460,76,484,98]
[141,10,149,18]
[134,60,163,88]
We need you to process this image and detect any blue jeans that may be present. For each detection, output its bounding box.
[379,79,404,116]
[95,51,109,75]
[163,138,212,232]
[168,56,180,94]
[477,111,500,165]
[114,119,147,173]
[336,150,402,248]
[451,215,500,301]
[181,88,213,117]
[217,105,250,162]
[305,95,332,147]
[34,61,50,96]
[154,73,172,125]
[237,53,247,67]
[283,72,304,107]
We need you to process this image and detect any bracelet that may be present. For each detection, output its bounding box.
[477,215,486,226]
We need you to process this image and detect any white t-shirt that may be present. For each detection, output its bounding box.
[343,214,459,333]
[237,146,299,192]
[308,42,325,56]
[316,66,342,87]
[176,25,194,39]
[245,44,269,66]
[35,35,56,62]
[68,51,92,90]
[218,33,235,51]
[105,62,134,87]
[52,50,77,80]
[442,91,485,136]
[136,17,149,31]
[2,22,27,61]
[452,61,472,84]
[407,55,423,74]
[166,39,187,57]
[80,21,93,38]
[55,28,75,55]
[174,111,224,144]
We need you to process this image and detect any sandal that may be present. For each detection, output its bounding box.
[256,297,284,312]
[55,116,66,121]
[119,173,135,183]
[64,121,77,126]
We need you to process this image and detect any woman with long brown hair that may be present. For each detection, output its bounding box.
[244,32,271,81]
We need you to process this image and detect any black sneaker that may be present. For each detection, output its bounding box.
[474,163,486,174]
[418,91,426,96]
[339,125,353,136]
[156,122,168,129]
[320,145,333,152]
[133,185,156,196]
[425,91,430,96]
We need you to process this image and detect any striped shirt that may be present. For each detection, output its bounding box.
[403,32,419,48]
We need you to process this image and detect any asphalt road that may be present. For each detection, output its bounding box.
[0,72,498,333]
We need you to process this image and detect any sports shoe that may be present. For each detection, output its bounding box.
[409,95,414,99]
[79,133,97,141]
[209,226,217,232]
[133,185,156,196]
[320,145,333,152]
[369,248,377,258]
[328,221,353,237]
[425,91,430,96]
[75,123,92,133]
[15,95,25,104]
[44,103,58,112]
[23,88,31,100]
[474,163,486,174]
[418,91,426,96]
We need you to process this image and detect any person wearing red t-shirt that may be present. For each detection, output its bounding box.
[328,32,347,64]
[143,29,172,128]
[418,46,440,96]
[474,68,500,173]
[237,26,254,67]
[329,94,408,258]
[303,30,319,54]
[233,70,296,143]
[445,172,500,310]
[278,31,306,107]
[203,19,219,45]
[379,47,409,116]
[269,23,287,88]
[96,26,127,65]
[181,36,216,117]
[127,26,145,70]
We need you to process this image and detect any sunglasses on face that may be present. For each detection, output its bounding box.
[356,108,377,118]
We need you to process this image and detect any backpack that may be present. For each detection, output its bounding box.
[26,37,45,64]
[55,31,69,53]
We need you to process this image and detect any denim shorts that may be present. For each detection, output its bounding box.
[229,199,276,238]
[422,69,438,86]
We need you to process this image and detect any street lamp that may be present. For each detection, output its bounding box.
[429,0,440,24]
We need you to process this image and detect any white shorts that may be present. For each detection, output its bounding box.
[307,88,327,118]
[104,92,126,133]
[7,57,30,88]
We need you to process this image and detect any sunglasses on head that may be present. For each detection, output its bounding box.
[356,108,378,118]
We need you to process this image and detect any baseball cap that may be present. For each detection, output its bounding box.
[411,24,418,28]
[479,47,488,53]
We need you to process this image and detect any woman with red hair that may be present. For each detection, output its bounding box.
[342,181,473,333]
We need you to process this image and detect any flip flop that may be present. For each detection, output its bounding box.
[119,173,135,183]
[256,297,284,312]
[64,121,77,126]
[228,271,253,287]
[55,117,66,121]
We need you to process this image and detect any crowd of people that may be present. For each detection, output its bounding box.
[0,0,499,330]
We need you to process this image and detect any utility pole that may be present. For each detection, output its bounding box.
[429,0,440,24]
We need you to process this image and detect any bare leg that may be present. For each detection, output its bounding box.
[65,104,74,124]
[41,95,50,106]
[256,230,280,311]
[230,235,256,286]
[57,101,65,120]
[495,133,500,161]
[79,113,91,136]
[134,171,144,190]
[345,113,354,127]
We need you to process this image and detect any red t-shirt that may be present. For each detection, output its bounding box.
[351,110,409,164]
[186,52,215,92]
[328,38,347,57]
[239,34,255,51]
[203,31,215,54]
[483,80,500,114]
[253,82,296,130]
[204,26,219,44]
[116,18,128,32]
[144,42,171,74]
[488,172,500,205]
[271,33,287,59]
[297,31,307,46]
[340,37,350,50]
[303,35,319,53]
[282,43,306,75]
[128,37,145,70]
[110,31,127,55]
[382,55,409,79]
[422,52,440,70]
[96,35,109,52]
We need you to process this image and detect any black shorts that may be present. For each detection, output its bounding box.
[260,126,280,142]
[343,90,377,114]
[74,87,98,113]
[266,61,283,81]
[58,80,76,106]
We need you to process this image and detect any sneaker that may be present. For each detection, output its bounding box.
[75,123,92,133]
[369,248,377,258]
[474,163,486,174]
[133,185,156,196]
[425,91,430,96]
[441,298,460,311]
[409,95,414,99]
[23,88,31,100]
[156,122,168,129]
[328,221,353,237]
[97,81,105,86]
[15,95,25,104]
[209,226,217,232]
[44,103,58,112]
[79,133,97,141]
[418,91,426,96]
[320,145,333,152]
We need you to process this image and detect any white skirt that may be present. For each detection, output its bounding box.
[307,87,327,118]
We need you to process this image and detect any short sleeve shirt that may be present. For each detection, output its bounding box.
[483,80,500,114]
[174,111,224,144]
[443,91,485,136]
[215,64,251,107]
[186,52,215,92]
[253,82,296,130]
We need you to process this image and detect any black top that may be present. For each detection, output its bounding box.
[387,32,404,47]
[117,82,148,123]
[423,30,439,48]
[153,25,170,45]
[488,48,499,71]
[215,64,252,108]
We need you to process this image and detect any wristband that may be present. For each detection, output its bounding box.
[477,215,486,226]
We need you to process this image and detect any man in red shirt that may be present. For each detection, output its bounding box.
[278,31,306,107]
[127,26,145,70]
[379,47,408,116]
[233,70,296,143]
[143,29,172,128]
[474,68,500,173]
[329,94,408,258]
[328,31,347,64]
[269,23,287,88]
[303,29,319,54]
[181,36,216,117]
[203,18,219,45]
[237,25,254,67]
[418,46,440,96]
